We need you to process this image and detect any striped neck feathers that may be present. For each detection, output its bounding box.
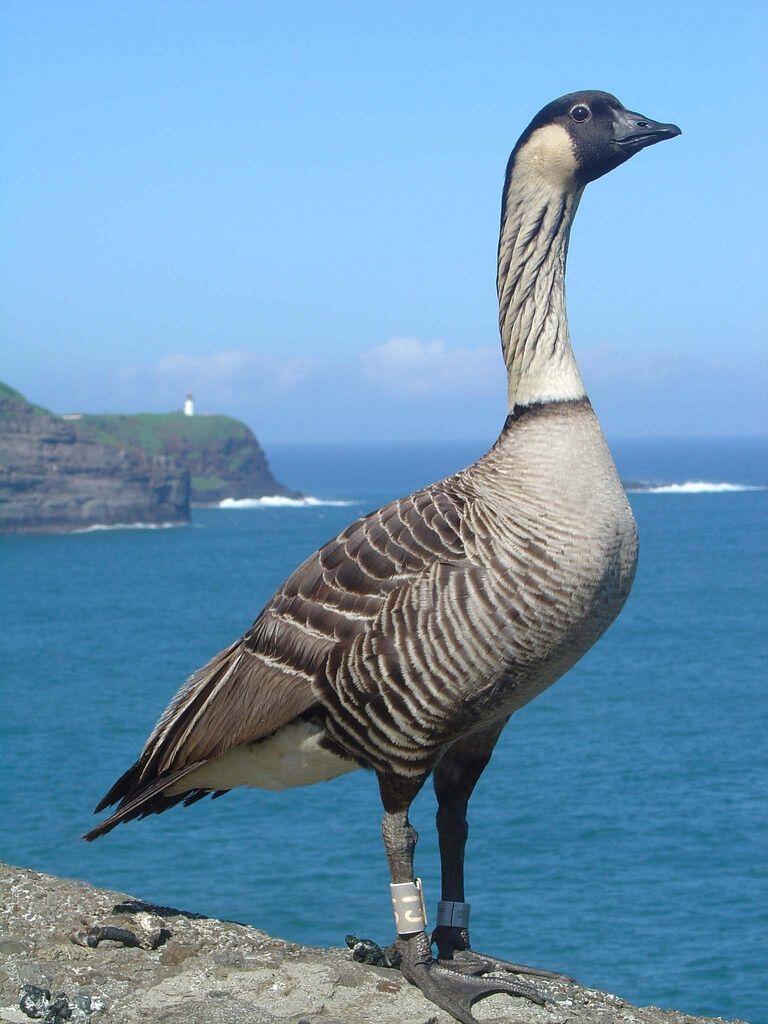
[497,124,586,410]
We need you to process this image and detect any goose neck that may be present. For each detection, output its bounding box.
[497,172,585,411]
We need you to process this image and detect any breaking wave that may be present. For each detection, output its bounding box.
[627,481,765,495]
[218,495,354,509]
[72,521,185,533]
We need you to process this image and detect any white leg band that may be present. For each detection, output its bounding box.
[390,879,427,935]
[436,900,470,929]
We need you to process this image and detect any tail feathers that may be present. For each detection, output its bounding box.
[85,629,318,841]
[94,761,144,814]
[83,761,207,841]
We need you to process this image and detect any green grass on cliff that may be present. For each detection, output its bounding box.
[0,382,23,402]
[74,412,252,453]
[0,384,285,497]
[0,381,50,417]
[0,385,253,448]
[190,474,230,493]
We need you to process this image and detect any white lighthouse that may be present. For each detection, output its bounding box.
[183,392,195,417]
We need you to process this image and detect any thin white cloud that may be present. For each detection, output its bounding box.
[119,348,316,411]
[579,342,683,387]
[360,337,501,396]
[153,349,314,391]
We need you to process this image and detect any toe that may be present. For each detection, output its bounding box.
[451,948,572,981]
[409,958,547,1023]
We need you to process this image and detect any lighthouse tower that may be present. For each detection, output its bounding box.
[183,392,195,417]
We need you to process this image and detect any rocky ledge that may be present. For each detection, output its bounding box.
[0,864,743,1024]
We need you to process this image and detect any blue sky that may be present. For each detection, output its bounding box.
[2,0,766,442]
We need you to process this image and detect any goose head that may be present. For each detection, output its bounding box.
[510,90,681,190]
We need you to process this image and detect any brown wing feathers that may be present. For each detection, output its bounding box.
[86,486,471,839]
[84,639,318,838]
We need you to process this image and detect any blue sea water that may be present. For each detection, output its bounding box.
[1,436,766,1022]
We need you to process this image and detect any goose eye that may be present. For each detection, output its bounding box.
[570,105,591,123]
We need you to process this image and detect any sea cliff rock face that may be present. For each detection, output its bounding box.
[0,386,189,534]
[0,863,744,1024]
[72,412,298,505]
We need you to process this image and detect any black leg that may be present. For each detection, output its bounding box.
[432,721,568,983]
[377,770,546,1024]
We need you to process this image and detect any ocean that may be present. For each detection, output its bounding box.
[1,436,766,1023]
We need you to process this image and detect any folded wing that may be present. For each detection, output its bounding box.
[85,486,469,838]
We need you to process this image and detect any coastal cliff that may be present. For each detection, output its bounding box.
[72,412,297,506]
[0,863,744,1024]
[0,385,189,534]
[0,382,298,533]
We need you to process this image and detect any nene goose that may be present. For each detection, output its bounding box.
[86,91,680,1022]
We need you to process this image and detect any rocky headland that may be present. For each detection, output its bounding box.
[0,383,296,533]
[0,385,189,534]
[72,411,298,506]
[0,863,744,1024]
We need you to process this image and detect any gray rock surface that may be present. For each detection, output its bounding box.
[0,385,189,533]
[0,863,745,1024]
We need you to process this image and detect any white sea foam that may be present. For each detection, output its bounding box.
[218,495,353,509]
[71,521,185,533]
[628,481,764,495]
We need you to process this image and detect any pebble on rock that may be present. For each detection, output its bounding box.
[18,984,105,1023]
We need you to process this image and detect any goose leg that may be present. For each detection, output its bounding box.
[378,772,545,1024]
[432,723,568,983]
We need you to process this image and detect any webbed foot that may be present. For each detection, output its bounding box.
[399,931,546,1024]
